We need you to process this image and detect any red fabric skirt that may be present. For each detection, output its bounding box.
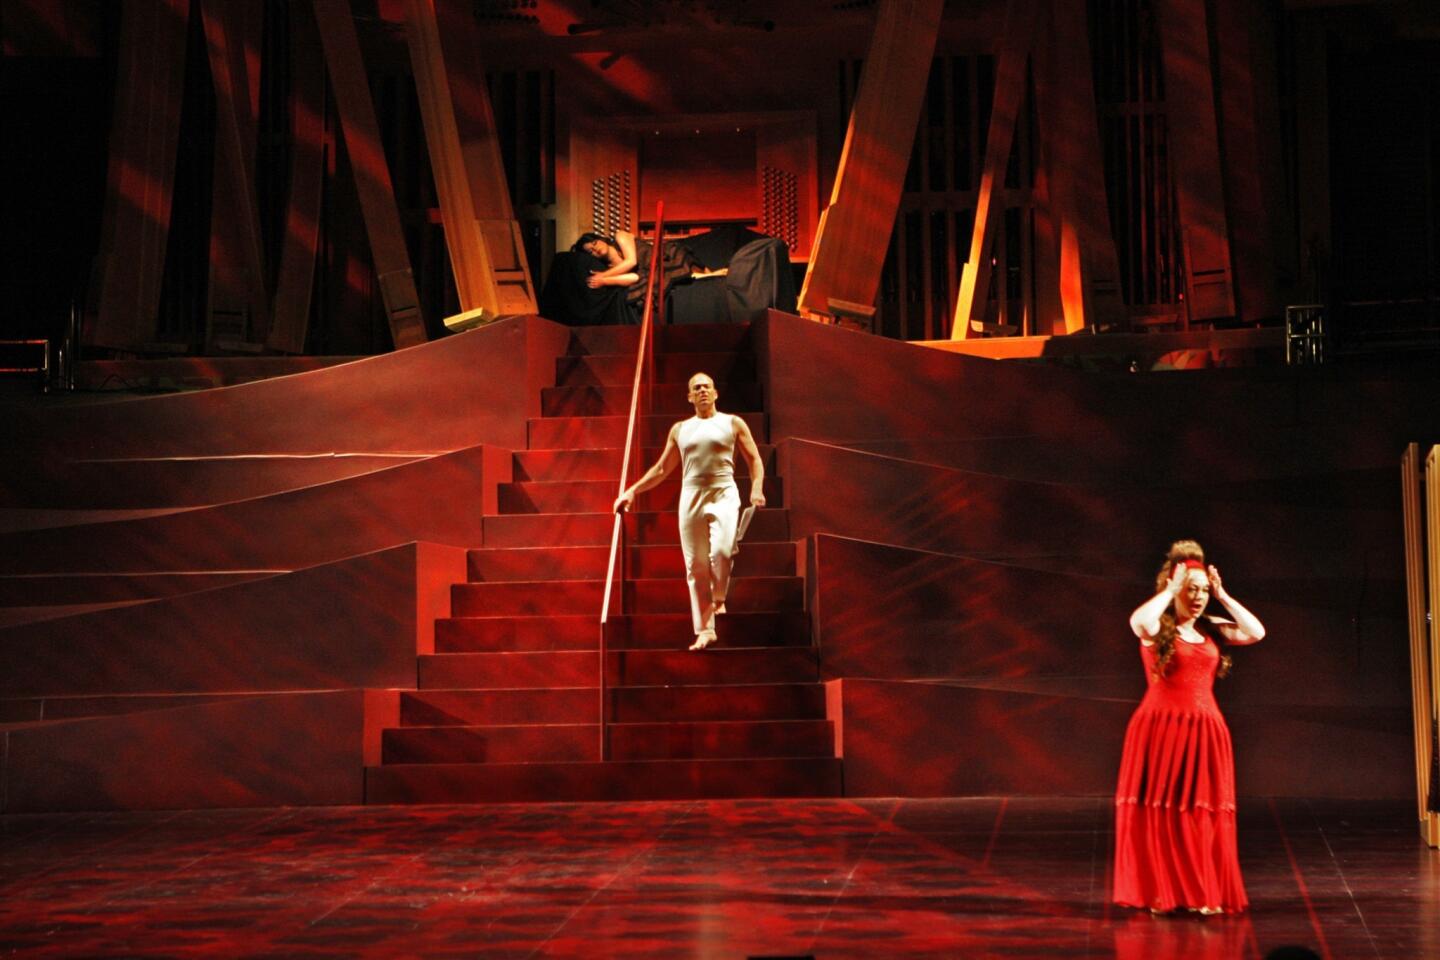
[1112,706,1248,912]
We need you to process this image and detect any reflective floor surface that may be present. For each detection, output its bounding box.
[2,797,1436,958]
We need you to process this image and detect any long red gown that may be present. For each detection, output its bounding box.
[1112,632,1248,913]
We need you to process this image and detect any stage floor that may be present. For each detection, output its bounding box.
[2,797,1434,958]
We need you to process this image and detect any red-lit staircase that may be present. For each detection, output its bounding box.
[365,324,843,803]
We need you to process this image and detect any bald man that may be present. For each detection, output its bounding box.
[614,372,766,650]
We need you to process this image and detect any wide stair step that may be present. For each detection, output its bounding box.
[612,681,828,723]
[418,647,819,688]
[400,680,827,726]
[450,576,804,616]
[555,352,756,387]
[436,612,812,652]
[400,688,595,726]
[497,476,782,514]
[529,412,766,450]
[383,723,597,763]
[468,543,797,582]
[382,719,834,764]
[566,323,753,356]
[365,756,843,803]
[513,445,774,483]
[542,382,763,418]
[482,509,791,547]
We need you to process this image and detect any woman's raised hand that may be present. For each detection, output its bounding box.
[1207,564,1225,597]
[1166,563,1188,597]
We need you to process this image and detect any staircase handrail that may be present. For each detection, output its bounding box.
[598,201,665,760]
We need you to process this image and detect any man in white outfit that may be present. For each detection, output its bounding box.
[613,372,767,650]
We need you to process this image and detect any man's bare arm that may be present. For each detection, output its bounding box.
[614,425,681,512]
[733,416,766,508]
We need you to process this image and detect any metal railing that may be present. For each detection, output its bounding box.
[598,201,666,761]
[0,339,50,391]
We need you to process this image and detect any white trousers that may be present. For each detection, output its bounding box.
[678,481,740,634]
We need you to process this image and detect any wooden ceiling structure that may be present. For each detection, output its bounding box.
[4,0,1437,355]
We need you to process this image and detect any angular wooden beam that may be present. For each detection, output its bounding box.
[1034,0,1125,334]
[1154,0,1235,323]
[312,0,427,349]
[950,0,1037,340]
[266,0,328,354]
[87,0,190,350]
[797,0,943,326]
[1211,0,1288,322]
[200,0,271,343]
[404,0,537,317]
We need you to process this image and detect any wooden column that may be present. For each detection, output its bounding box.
[1034,0,1125,335]
[404,0,537,318]
[1154,0,1235,323]
[266,0,327,354]
[797,0,943,327]
[86,0,190,350]
[200,0,271,344]
[950,0,1037,340]
[313,0,427,349]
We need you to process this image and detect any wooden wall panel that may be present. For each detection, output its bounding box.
[265,0,326,354]
[1211,0,1286,323]
[86,0,190,350]
[200,0,271,345]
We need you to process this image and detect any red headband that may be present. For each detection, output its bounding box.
[1176,559,1204,571]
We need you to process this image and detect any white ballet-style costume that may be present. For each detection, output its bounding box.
[676,413,741,637]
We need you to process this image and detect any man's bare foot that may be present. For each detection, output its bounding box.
[714,601,726,615]
[689,629,717,651]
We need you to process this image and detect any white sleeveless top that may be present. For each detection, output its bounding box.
[677,413,736,486]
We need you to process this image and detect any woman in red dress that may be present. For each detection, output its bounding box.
[1113,540,1266,915]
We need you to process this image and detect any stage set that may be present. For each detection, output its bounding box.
[4,0,1440,957]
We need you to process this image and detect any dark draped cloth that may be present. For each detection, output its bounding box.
[724,236,797,321]
[539,249,630,326]
[627,239,703,307]
[543,227,798,326]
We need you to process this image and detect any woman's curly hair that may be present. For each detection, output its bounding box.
[1151,539,1233,681]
